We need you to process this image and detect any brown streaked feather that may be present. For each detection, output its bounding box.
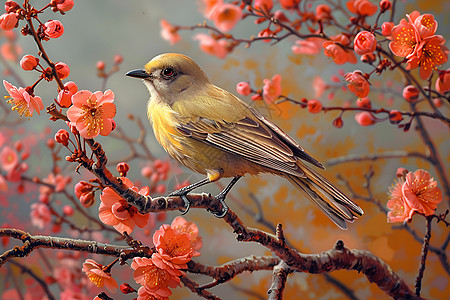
[177,117,305,177]
[249,107,325,169]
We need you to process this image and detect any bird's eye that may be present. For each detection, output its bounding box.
[161,67,176,80]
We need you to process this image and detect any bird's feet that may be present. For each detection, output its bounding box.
[208,192,229,218]
[168,189,191,215]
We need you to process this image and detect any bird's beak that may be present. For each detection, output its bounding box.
[126,69,151,79]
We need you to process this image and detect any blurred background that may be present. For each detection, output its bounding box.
[0,0,448,299]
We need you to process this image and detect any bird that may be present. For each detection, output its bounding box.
[126,53,363,230]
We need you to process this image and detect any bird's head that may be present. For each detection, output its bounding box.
[126,53,210,104]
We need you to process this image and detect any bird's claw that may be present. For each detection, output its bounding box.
[169,190,191,215]
[208,193,229,218]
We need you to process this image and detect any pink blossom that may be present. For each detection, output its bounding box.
[402,170,442,216]
[344,70,370,98]
[0,12,18,31]
[253,0,273,14]
[412,13,437,39]
[131,257,181,298]
[313,76,327,98]
[44,20,64,38]
[388,19,419,58]
[54,0,74,12]
[315,4,331,20]
[323,41,357,65]
[0,146,18,172]
[66,90,116,139]
[153,224,199,267]
[160,19,181,45]
[170,216,203,251]
[3,80,44,117]
[194,34,230,59]
[236,82,251,96]
[405,35,448,80]
[387,178,414,223]
[98,177,149,234]
[381,22,394,36]
[346,0,378,17]
[56,81,78,108]
[435,69,450,93]
[30,203,52,229]
[209,3,242,32]
[5,1,20,13]
[280,0,300,10]
[292,37,324,55]
[262,74,282,104]
[353,31,377,55]
[82,259,118,292]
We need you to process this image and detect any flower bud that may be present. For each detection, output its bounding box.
[5,1,20,13]
[44,20,64,38]
[381,22,394,36]
[0,12,18,31]
[236,82,251,96]
[55,62,70,79]
[116,162,130,177]
[380,0,391,12]
[307,99,323,113]
[355,112,375,126]
[360,52,376,64]
[402,85,420,102]
[388,110,403,124]
[55,129,70,146]
[20,55,39,71]
[356,97,371,108]
[354,31,377,55]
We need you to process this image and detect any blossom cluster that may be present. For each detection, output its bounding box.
[387,169,443,223]
[131,217,202,299]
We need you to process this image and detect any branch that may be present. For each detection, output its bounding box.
[267,261,292,300]
[221,210,420,299]
[0,228,137,267]
[326,151,433,166]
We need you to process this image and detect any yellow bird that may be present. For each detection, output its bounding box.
[126,53,363,229]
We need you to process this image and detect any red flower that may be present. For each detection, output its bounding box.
[98,177,149,234]
[53,0,74,12]
[323,41,357,65]
[160,19,181,45]
[435,68,450,93]
[381,22,394,36]
[406,35,448,80]
[388,19,419,58]
[66,89,116,138]
[3,80,44,117]
[153,224,199,268]
[209,3,242,32]
[402,170,442,216]
[292,37,324,55]
[353,31,377,55]
[387,178,414,223]
[346,0,378,17]
[194,34,230,59]
[402,85,419,102]
[262,74,282,104]
[170,216,203,251]
[131,257,181,298]
[55,62,70,79]
[355,111,375,126]
[344,70,370,98]
[82,259,118,292]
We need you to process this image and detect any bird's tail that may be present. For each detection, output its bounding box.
[285,161,363,230]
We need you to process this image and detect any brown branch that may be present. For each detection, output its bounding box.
[267,261,292,300]
[187,256,279,289]
[0,228,137,267]
[414,216,433,296]
[326,151,433,166]
[180,275,222,300]
[221,211,420,299]
[8,260,56,300]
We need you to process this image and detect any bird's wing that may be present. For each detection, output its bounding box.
[177,109,319,177]
[249,107,324,169]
